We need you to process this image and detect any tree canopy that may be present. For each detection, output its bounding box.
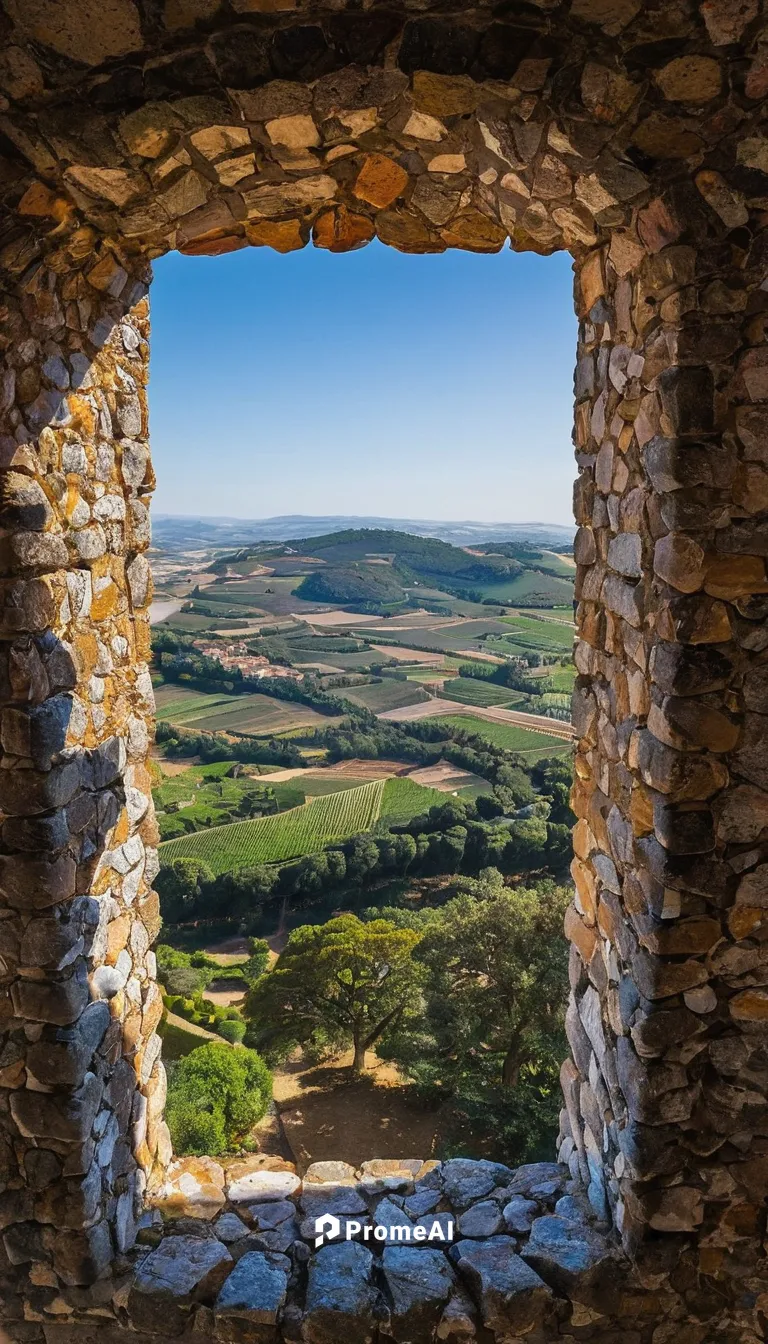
[245,914,423,1074]
[379,870,570,1162]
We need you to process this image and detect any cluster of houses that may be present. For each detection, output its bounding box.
[192,641,303,682]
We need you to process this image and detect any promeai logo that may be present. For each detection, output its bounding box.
[314,1214,454,1248]
[314,1214,341,1247]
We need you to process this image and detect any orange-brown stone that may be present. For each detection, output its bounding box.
[245,219,306,252]
[313,207,375,253]
[730,989,768,1021]
[440,211,507,253]
[704,555,768,598]
[354,155,410,209]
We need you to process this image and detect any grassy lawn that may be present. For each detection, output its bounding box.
[434,714,573,760]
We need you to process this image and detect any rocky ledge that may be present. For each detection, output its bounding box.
[31,1154,633,1343]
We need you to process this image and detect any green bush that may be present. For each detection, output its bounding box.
[165,1097,227,1155]
[166,1042,272,1156]
[218,1019,246,1044]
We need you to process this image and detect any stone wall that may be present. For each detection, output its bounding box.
[0,244,169,1292]
[565,219,768,1277]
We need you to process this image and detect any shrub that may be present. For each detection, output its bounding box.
[218,1019,246,1044]
[166,1042,272,1156]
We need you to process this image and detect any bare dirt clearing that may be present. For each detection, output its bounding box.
[152,755,200,775]
[407,762,488,791]
[455,649,506,663]
[371,645,444,663]
[204,979,247,1008]
[300,610,380,627]
[273,1050,444,1173]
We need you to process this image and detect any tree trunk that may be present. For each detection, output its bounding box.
[352,1038,366,1074]
[502,1048,520,1088]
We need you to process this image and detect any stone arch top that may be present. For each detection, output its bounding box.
[0,0,766,262]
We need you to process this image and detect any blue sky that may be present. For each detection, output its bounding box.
[150,241,576,525]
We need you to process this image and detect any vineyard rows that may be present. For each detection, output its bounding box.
[159,779,386,875]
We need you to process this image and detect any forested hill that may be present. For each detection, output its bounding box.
[284,530,522,584]
[208,528,575,610]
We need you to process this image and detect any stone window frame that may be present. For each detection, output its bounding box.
[0,1,767,1336]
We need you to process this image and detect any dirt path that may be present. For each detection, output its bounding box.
[378,698,574,740]
[205,979,247,1008]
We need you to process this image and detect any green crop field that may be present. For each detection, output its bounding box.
[159,779,386,874]
[433,715,573,760]
[497,615,574,655]
[441,678,524,708]
[302,774,378,796]
[547,664,576,692]
[340,680,429,713]
[357,620,510,657]
[153,683,341,737]
[477,571,574,605]
[379,776,449,823]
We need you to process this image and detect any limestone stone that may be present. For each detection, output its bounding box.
[442,1160,513,1209]
[131,1234,233,1305]
[157,1156,227,1218]
[457,1201,504,1237]
[523,1215,617,1303]
[227,1159,300,1204]
[304,1161,356,1184]
[265,115,320,149]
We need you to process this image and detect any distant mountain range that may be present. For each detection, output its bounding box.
[152,514,575,551]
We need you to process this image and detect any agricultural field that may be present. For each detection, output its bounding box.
[355,620,512,657]
[379,776,452,823]
[339,680,429,713]
[498,614,574,653]
[474,570,574,605]
[153,682,342,737]
[159,779,386,874]
[434,714,573,760]
[302,774,380,796]
[441,678,524,708]
[545,663,576,693]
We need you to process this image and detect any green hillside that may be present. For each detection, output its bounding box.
[159,780,386,874]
